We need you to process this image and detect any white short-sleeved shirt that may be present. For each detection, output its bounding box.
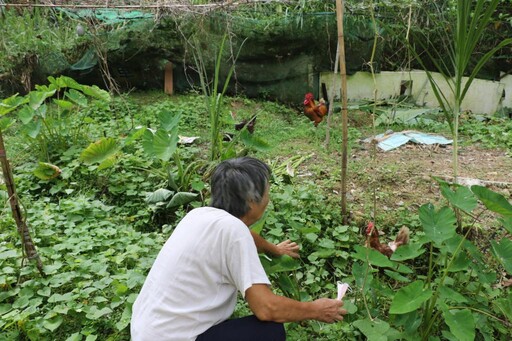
[130,207,270,341]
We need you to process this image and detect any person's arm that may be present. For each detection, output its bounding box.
[250,230,300,258]
[245,284,346,323]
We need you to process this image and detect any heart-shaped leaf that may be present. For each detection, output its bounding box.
[42,315,63,332]
[65,89,88,107]
[22,119,42,139]
[353,318,390,341]
[440,184,477,213]
[142,128,179,161]
[29,89,55,110]
[18,106,35,124]
[472,185,512,216]
[443,309,475,341]
[158,110,182,132]
[390,243,425,261]
[81,85,111,102]
[0,94,27,116]
[419,204,457,245]
[80,138,119,165]
[145,188,173,204]
[390,280,432,314]
[352,245,394,268]
[167,192,198,208]
[33,162,61,180]
[53,99,75,110]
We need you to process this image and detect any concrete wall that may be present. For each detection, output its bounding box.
[320,70,510,115]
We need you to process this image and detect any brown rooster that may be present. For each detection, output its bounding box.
[303,92,328,127]
[366,221,410,258]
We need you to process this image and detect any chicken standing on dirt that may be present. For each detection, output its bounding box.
[366,221,410,258]
[303,92,328,127]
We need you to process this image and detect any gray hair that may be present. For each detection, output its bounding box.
[210,157,271,218]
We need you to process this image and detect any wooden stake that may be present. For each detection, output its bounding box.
[336,0,349,224]
[0,130,45,277]
[165,61,174,95]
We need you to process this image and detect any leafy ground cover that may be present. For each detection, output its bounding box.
[0,88,511,340]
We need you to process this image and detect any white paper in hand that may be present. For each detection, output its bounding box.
[337,282,350,300]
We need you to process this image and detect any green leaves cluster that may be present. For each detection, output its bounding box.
[350,181,512,340]
[0,196,163,340]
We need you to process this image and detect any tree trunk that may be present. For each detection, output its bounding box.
[0,130,45,277]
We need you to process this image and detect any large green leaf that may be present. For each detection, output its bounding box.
[384,269,410,282]
[493,294,512,322]
[97,154,118,170]
[158,110,182,132]
[262,255,301,275]
[419,204,457,245]
[490,238,512,274]
[22,119,42,139]
[81,85,111,102]
[353,318,390,341]
[18,106,35,124]
[352,245,394,268]
[390,243,425,261]
[472,185,512,217]
[145,188,173,204]
[0,117,15,130]
[65,89,88,107]
[443,308,475,341]
[29,89,55,110]
[80,138,119,165]
[0,94,27,116]
[123,126,146,146]
[142,128,179,161]
[167,192,198,208]
[440,184,477,213]
[33,162,61,180]
[500,216,512,234]
[439,286,468,304]
[447,252,471,272]
[55,75,83,91]
[53,99,75,110]
[390,280,432,314]
[42,315,63,332]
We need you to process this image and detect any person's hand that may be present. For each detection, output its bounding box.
[275,239,300,258]
[311,298,347,323]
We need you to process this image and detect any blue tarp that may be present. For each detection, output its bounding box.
[367,130,453,151]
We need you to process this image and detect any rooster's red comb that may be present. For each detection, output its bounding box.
[366,221,375,234]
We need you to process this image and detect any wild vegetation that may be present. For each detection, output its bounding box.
[0,1,511,340]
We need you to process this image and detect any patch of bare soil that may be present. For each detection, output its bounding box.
[333,142,511,229]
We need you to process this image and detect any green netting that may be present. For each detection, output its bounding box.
[70,48,97,71]
[58,8,153,25]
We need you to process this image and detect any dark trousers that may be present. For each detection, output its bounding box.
[196,315,286,341]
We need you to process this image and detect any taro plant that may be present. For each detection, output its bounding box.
[350,182,512,340]
[0,75,111,165]
[80,108,204,220]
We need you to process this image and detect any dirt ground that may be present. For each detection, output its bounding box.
[307,139,512,230]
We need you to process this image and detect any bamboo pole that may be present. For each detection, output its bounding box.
[0,130,45,277]
[335,0,349,224]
